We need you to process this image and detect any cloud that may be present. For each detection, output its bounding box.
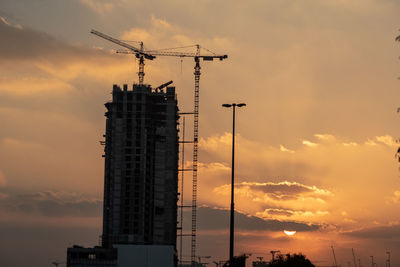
[0,190,102,217]
[280,145,295,153]
[118,14,232,59]
[185,206,320,232]
[77,0,114,14]
[197,133,317,186]
[365,139,378,146]
[212,181,333,224]
[0,16,131,88]
[214,181,332,201]
[257,208,329,219]
[389,190,400,204]
[302,140,318,147]
[343,142,358,147]
[196,132,400,227]
[198,162,230,172]
[247,181,332,198]
[344,224,400,239]
[0,21,136,197]
[0,16,98,62]
[376,135,397,148]
[314,134,335,141]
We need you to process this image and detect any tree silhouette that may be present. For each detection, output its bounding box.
[269,253,315,267]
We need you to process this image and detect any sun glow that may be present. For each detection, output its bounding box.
[283,230,296,236]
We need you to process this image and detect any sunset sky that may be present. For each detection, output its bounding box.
[1,0,400,266]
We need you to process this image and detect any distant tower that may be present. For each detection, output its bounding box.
[101,83,179,248]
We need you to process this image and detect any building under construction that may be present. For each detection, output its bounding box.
[67,29,227,267]
[102,83,178,247]
[67,83,179,267]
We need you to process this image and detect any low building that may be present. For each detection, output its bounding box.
[252,260,269,267]
[66,246,117,267]
[67,244,174,267]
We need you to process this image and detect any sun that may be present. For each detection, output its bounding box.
[283,230,296,236]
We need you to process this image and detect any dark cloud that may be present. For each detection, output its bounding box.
[0,190,102,217]
[344,224,400,239]
[0,16,114,64]
[264,208,295,217]
[234,181,331,201]
[255,183,311,195]
[185,206,320,232]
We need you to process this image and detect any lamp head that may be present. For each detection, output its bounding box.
[237,103,246,107]
[222,104,232,108]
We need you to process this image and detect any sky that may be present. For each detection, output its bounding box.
[0,0,400,266]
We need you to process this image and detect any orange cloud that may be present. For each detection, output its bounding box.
[376,135,397,148]
[195,132,399,229]
[280,145,295,153]
[302,140,318,147]
[77,0,114,14]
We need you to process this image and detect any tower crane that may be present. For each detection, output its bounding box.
[90,29,228,266]
[90,29,227,85]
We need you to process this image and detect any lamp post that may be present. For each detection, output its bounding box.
[222,103,246,267]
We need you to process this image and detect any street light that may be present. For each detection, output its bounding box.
[222,102,246,267]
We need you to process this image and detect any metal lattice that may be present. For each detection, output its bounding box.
[191,58,201,265]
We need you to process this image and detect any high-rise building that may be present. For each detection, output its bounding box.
[102,83,179,247]
[67,83,179,267]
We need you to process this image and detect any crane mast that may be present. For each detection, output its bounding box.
[90,30,227,267]
[90,29,155,85]
[191,50,201,265]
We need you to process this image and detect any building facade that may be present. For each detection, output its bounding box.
[102,84,179,248]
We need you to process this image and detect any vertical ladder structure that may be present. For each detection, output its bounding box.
[191,55,201,265]
[179,118,185,265]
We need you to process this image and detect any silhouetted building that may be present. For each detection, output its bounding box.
[101,84,179,248]
[252,260,269,267]
[66,244,175,267]
[67,246,117,267]
[222,255,248,267]
[67,83,179,267]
